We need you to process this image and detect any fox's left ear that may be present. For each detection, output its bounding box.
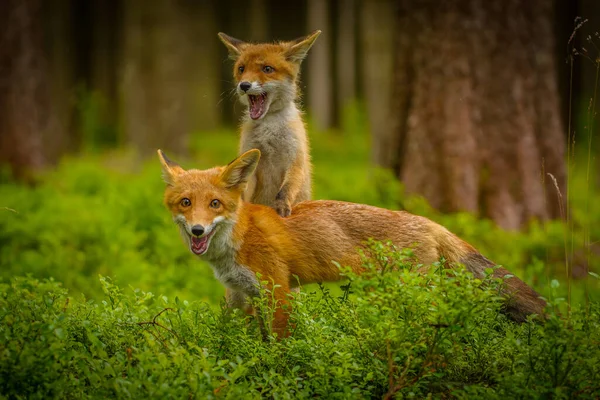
[220,149,261,188]
[218,32,246,60]
[157,149,184,186]
[285,30,321,63]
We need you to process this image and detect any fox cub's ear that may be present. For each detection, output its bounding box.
[218,32,246,59]
[220,149,261,188]
[285,30,321,63]
[157,149,184,186]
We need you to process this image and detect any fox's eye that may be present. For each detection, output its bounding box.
[180,198,191,207]
[210,199,221,209]
[262,65,274,73]
[238,65,245,74]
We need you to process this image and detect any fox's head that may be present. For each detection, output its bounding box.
[218,30,321,120]
[158,149,261,257]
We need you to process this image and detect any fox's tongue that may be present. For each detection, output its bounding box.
[191,235,209,255]
[248,94,266,120]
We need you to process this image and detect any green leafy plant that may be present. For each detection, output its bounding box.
[2,241,598,398]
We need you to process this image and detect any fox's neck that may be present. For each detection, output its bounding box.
[206,202,284,261]
[203,217,239,266]
[203,203,253,265]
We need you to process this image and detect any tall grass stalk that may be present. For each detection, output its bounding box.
[568,19,598,315]
[565,45,576,317]
[584,56,599,312]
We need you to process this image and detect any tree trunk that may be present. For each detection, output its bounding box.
[579,0,600,156]
[336,0,357,114]
[385,0,565,230]
[0,0,55,180]
[42,0,78,160]
[360,0,396,169]
[120,0,220,157]
[307,0,333,131]
[249,0,268,42]
[86,0,121,149]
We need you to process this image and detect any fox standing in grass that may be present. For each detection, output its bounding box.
[218,31,320,217]
[158,149,546,338]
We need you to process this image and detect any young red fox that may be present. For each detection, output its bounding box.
[158,149,546,338]
[218,31,320,217]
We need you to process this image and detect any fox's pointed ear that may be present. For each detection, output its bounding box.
[157,149,184,185]
[285,30,321,63]
[218,32,246,60]
[220,149,261,188]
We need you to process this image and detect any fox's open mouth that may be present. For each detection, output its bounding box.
[190,230,215,255]
[248,93,267,120]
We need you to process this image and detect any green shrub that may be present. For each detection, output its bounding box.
[0,157,221,302]
[1,242,599,398]
[1,127,599,397]
[1,130,598,304]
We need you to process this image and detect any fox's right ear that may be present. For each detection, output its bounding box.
[157,149,184,186]
[220,149,261,188]
[285,30,321,63]
[218,32,246,60]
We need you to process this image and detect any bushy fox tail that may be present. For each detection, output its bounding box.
[460,252,546,321]
[435,227,546,322]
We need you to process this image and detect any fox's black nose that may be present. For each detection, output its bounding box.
[191,225,204,236]
[239,81,252,92]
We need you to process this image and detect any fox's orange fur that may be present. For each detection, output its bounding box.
[218,31,320,217]
[159,149,546,338]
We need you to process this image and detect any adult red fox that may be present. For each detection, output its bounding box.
[218,31,320,217]
[158,149,546,337]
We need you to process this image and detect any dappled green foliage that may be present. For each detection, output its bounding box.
[1,130,598,304]
[1,128,599,397]
[1,243,599,398]
[0,156,220,302]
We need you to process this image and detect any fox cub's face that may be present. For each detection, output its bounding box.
[158,149,260,256]
[218,31,320,120]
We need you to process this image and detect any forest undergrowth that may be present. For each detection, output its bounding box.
[1,103,599,397]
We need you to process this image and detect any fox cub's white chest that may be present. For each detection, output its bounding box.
[239,104,308,206]
[240,105,301,158]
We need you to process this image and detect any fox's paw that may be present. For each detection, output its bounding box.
[273,199,291,217]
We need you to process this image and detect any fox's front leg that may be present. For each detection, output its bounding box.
[225,288,252,315]
[254,277,293,339]
[269,285,293,339]
[273,190,292,218]
[227,287,275,340]
[273,159,305,217]
[239,283,291,340]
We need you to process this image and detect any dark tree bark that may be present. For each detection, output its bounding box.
[360,0,397,169]
[120,0,220,157]
[307,0,333,131]
[579,0,600,156]
[249,0,268,42]
[377,0,566,230]
[0,0,55,180]
[86,0,122,149]
[43,0,78,159]
[336,0,357,113]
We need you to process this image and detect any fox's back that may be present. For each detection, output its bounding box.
[287,200,435,241]
[276,200,448,282]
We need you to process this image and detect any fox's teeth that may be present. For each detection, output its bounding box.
[248,94,267,120]
[190,230,215,255]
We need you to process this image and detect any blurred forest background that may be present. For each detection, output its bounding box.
[1,0,600,302]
